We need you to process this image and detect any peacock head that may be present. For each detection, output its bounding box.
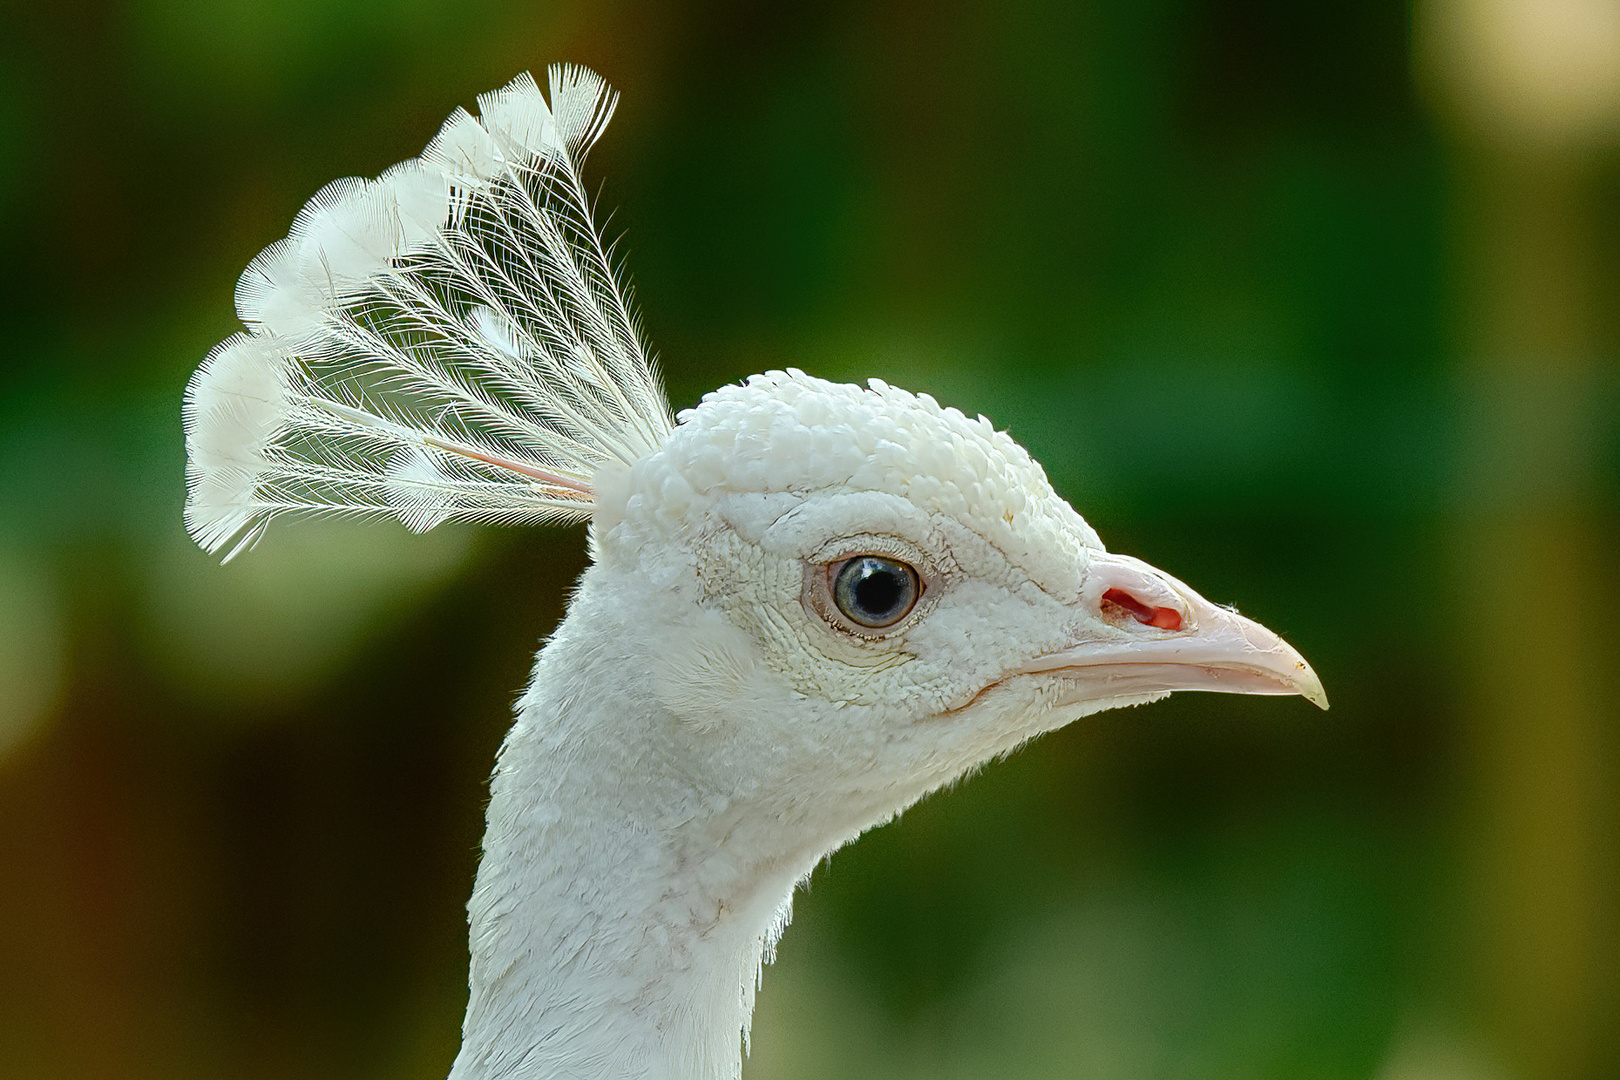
[584,368,1324,813]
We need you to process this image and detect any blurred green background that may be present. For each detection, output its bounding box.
[1,1,1617,1078]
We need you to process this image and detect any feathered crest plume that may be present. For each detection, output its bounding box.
[183,65,673,560]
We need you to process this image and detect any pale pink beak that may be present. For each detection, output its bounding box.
[1022,552,1328,709]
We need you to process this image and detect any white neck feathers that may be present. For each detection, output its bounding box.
[447,574,805,1080]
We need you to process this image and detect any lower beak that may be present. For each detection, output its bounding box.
[1021,552,1329,709]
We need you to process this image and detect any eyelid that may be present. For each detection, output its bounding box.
[808,532,932,571]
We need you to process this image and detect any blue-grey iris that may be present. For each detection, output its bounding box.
[832,556,920,628]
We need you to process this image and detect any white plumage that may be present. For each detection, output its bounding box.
[184,67,666,560]
[183,66,1325,1080]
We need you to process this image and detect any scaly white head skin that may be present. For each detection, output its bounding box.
[179,67,1323,1080]
[451,372,1324,1080]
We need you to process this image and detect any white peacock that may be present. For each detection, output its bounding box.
[182,65,1326,1080]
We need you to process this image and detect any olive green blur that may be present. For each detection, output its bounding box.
[0,2,1616,1078]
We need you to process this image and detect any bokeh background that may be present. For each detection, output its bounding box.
[1,1,1617,1078]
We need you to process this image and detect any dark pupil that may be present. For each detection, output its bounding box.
[853,562,903,615]
[836,556,915,627]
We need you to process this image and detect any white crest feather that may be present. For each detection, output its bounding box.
[183,65,673,559]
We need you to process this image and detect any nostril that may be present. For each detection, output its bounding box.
[1101,588,1184,631]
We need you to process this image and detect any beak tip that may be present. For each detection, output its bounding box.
[1293,664,1329,711]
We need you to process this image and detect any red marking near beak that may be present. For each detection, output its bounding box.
[1102,588,1184,631]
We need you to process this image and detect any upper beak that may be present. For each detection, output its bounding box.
[1020,551,1328,709]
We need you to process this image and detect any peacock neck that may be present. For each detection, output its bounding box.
[446,585,807,1080]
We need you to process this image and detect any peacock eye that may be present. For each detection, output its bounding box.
[831,556,921,629]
